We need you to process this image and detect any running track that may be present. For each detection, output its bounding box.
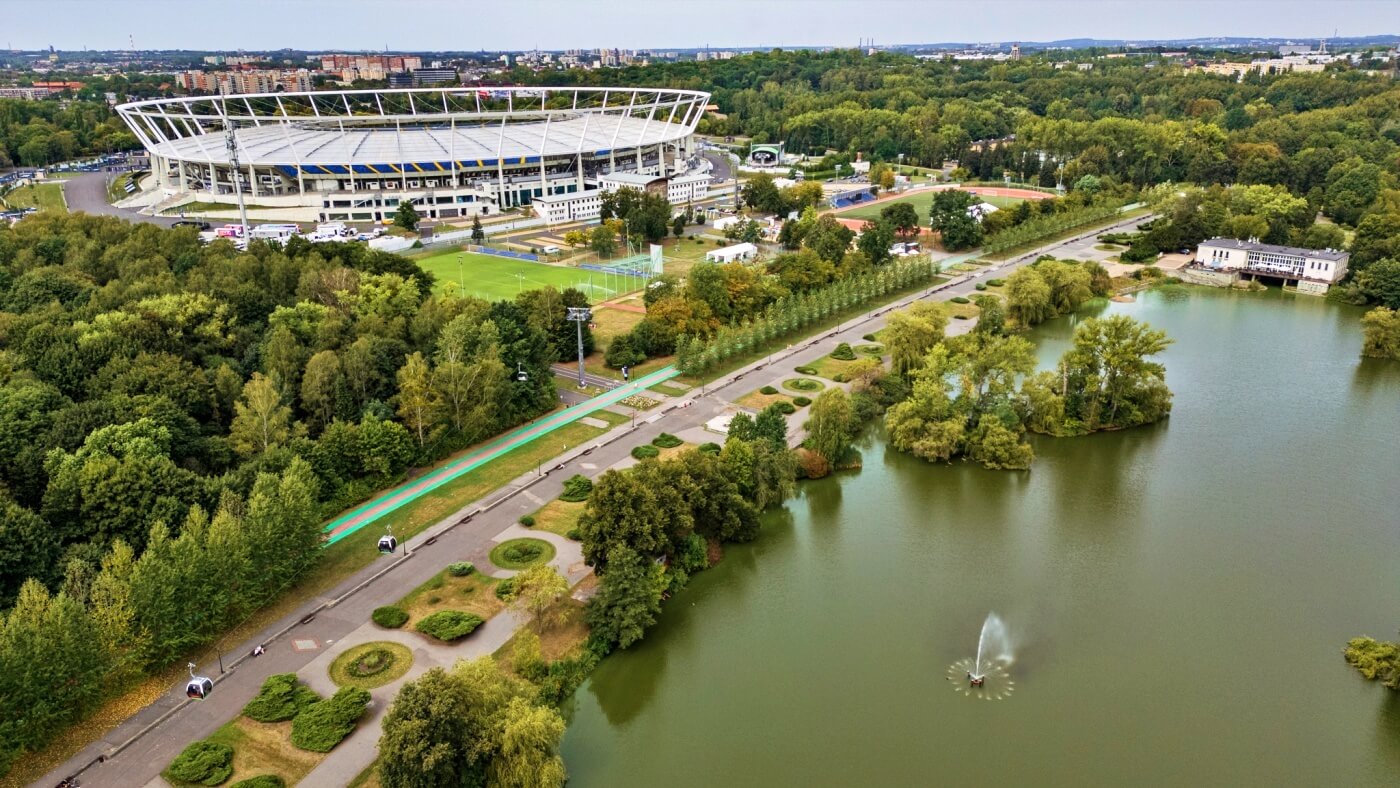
[323,365,679,544]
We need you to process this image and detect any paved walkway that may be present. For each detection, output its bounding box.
[47,210,1153,788]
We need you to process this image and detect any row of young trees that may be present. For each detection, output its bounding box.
[673,257,935,375]
[0,460,321,774]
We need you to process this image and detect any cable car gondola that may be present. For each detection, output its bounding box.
[378,535,398,554]
[185,663,212,700]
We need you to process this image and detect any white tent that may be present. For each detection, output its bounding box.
[706,242,758,263]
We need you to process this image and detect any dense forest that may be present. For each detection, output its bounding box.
[0,98,140,167]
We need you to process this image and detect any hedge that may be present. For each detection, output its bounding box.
[495,576,516,600]
[652,433,683,448]
[242,673,321,723]
[631,444,660,460]
[793,396,812,407]
[775,401,796,415]
[517,515,536,527]
[830,342,856,361]
[289,687,371,753]
[566,527,582,540]
[165,741,234,786]
[559,474,593,502]
[447,562,475,577]
[698,442,722,454]
[975,282,988,291]
[950,296,971,304]
[862,333,878,342]
[760,385,779,395]
[372,606,408,628]
[232,777,286,788]
[415,610,485,642]
[794,365,818,375]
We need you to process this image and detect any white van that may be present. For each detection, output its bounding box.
[249,224,301,244]
[540,245,562,255]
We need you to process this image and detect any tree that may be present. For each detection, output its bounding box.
[562,229,588,248]
[1057,315,1174,430]
[884,302,948,375]
[589,224,617,258]
[471,213,485,243]
[488,698,567,788]
[881,201,921,239]
[804,389,857,469]
[394,201,420,232]
[803,215,856,264]
[938,212,983,251]
[740,173,787,214]
[396,352,442,448]
[672,214,686,239]
[857,219,896,266]
[1361,307,1400,360]
[1005,266,1054,327]
[1357,258,1400,310]
[227,373,288,458]
[586,544,666,651]
[505,564,570,632]
[300,350,344,433]
[378,668,482,788]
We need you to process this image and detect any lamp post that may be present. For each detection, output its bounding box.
[566,306,591,388]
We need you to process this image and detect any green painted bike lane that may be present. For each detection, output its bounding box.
[323,365,680,544]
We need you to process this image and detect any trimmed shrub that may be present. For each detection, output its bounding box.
[500,541,543,565]
[652,432,683,448]
[631,444,660,460]
[793,396,812,407]
[371,606,408,629]
[232,777,286,788]
[987,278,1005,287]
[447,562,475,577]
[243,673,321,723]
[565,527,582,541]
[165,741,234,786]
[759,385,779,395]
[783,377,823,392]
[698,442,722,455]
[951,296,971,304]
[775,401,796,415]
[345,648,396,679]
[794,365,817,375]
[975,282,988,291]
[559,474,593,502]
[290,687,371,752]
[495,576,517,600]
[862,333,878,342]
[415,611,486,642]
[518,515,536,527]
[830,342,856,361]
[856,344,883,356]
[953,314,971,320]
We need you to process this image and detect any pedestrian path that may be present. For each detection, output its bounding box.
[323,366,679,544]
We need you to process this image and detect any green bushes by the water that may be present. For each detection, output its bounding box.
[242,673,321,723]
[372,606,408,628]
[415,611,485,642]
[164,741,234,786]
[1344,636,1400,688]
[289,687,371,752]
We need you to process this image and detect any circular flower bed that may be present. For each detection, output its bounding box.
[329,641,413,689]
[782,377,824,393]
[489,538,556,570]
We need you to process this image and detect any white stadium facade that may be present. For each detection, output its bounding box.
[116,87,711,224]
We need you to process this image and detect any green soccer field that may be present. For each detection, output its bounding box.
[414,250,648,302]
[835,190,1025,222]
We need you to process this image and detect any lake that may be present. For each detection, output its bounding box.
[560,286,1400,786]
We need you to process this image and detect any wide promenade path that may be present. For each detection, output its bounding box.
[42,210,1151,788]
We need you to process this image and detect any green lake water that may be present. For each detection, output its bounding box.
[560,287,1400,786]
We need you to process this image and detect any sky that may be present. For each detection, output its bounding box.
[7,0,1400,51]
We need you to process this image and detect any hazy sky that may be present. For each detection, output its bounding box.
[8,0,1399,51]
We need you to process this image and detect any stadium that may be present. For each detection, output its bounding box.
[115,86,711,224]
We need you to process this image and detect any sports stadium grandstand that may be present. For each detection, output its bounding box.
[116,87,710,224]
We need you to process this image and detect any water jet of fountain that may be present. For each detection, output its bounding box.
[971,612,1012,679]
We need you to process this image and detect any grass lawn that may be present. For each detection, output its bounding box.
[737,386,797,412]
[398,566,504,623]
[495,585,593,671]
[553,376,604,398]
[163,200,279,214]
[489,538,556,570]
[2,182,66,212]
[414,249,648,302]
[947,300,982,320]
[200,717,324,787]
[589,306,644,351]
[527,498,586,540]
[834,191,934,222]
[647,381,690,396]
[328,641,414,690]
[805,354,868,382]
[584,353,672,383]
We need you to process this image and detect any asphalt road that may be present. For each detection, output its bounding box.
[40,209,1152,788]
[62,172,179,227]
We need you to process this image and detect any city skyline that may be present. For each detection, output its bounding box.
[7,0,1400,51]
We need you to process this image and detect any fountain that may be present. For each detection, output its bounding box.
[947,613,1015,699]
[970,612,1012,683]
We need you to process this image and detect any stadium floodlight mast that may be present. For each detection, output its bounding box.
[566,306,591,388]
[224,125,249,241]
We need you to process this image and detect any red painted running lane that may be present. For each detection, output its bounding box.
[963,186,1052,200]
